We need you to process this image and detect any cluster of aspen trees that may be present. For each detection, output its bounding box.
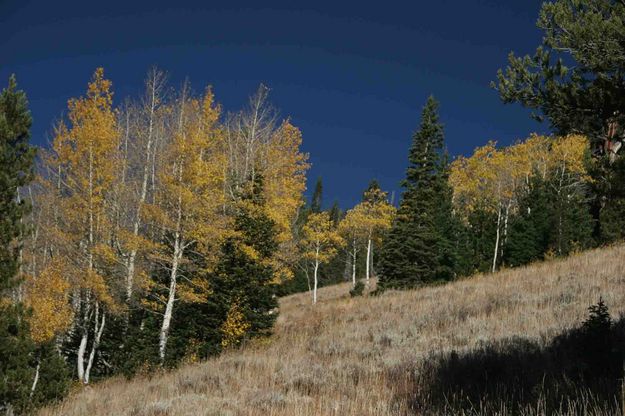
[450,134,591,272]
[18,68,399,388]
[21,68,310,383]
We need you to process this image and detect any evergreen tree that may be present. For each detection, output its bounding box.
[362,179,386,204]
[0,75,37,413]
[504,174,552,267]
[0,75,68,412]
[0,303,35,413]
[310,177,323,213]
[378,97,458,289]
[598,157,625,243]
[322,200,347,284]
[213,177,279,345]
[551,173,595,255]
[465,206,498,273]
[494,0,625,151]
[0,75,35,292]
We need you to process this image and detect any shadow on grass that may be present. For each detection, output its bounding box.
[392,302,625,415]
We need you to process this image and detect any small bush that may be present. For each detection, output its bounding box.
[350,281,365,297]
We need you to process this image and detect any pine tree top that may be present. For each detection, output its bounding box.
[404,96,445,190]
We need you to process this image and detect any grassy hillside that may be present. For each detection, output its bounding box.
[41,245,625,415]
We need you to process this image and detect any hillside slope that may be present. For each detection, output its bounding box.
[41,245,625,415]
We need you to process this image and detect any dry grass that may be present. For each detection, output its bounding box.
[40,245,625,415]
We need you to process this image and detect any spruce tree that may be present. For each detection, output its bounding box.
[504,174,552,267]
[0,75,36,413]
[310,177,323,213]
[323,201,347,284]
[362,179,386,204]
[378,97,457,289]
[0,75,35,292]
[0,75,67,412]
[169,176,279,359]
[212,176,279,345]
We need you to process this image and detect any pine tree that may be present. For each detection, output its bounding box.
[211,176,279,347]
[0,75,37,413]
[378,96,457,289]
[0,75,35,292]
[310,177,323,213]
[0,75,68,413]
[504,174,552,267]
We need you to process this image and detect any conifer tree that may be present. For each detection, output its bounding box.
[209,176,279,349]
[378,96,457,289]
[504,174,552,267]
[0,75,37,413]
[0,75,67,413]
[0,75,35,292]
[310,177,323,213]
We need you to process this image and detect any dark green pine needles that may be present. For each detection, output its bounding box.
[378,96,462,290]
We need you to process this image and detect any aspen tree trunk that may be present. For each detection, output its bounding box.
[312,246,320,304]
[79,142,97,383]
[351,239,357,287]
[159,240,180,362]
[84,301,106,384]
[76,307,89,383]
[365,236,372,284]
[503,202,510,245]
[159,188,183,362]
[492,206,502,273]
[125,84,157,302]
[29,361,40,398]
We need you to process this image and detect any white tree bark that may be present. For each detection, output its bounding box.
[159,186,184,363]
[365,236,372,283]
[159,239,180,362]
[312,245,320,305]
[84,302,106,384]
[77,327,88,382]
[351,239,357,287]
[492,206,502,273]
[125,71,162,302]
[29,361,40,398]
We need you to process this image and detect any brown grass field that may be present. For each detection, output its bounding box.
[40,245,625,415]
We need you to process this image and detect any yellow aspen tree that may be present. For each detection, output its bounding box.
[224,88,309,282]
[262,120,310,280]
[359,186,395,284]
[145,86,228,363]
[338,207,368,287]
[46,68,121,384]
[300,212,344,304]
[548,135,590,183]
[450,141,523,272]
[117,69,167,303]
[24,259,72,344]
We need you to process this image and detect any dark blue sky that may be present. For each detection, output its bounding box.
[1,0,546,208]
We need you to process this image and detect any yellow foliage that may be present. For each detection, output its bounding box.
[221,300,251,349]
[262,121,310,280]
[46,67,122,312]
[25,260,72,344]
[301,212,345,264]
[450,134,590,221]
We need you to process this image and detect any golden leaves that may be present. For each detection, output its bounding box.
[301,212,345,264]
[220,299,251,349]
[450,134,591,219]
[25,260,72,344]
